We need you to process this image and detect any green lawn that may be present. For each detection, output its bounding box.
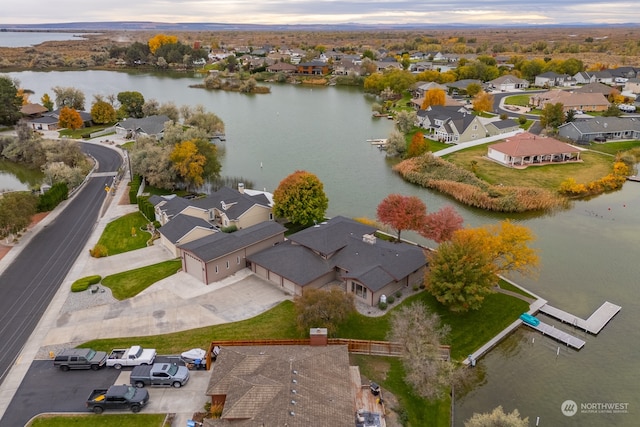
[28,414,166,427]
[101,259,183,300]
[444,144,615,190]
[58,125,115,139]
[96,212,151,256]
[503,94,532,107]
[586,140,640,155]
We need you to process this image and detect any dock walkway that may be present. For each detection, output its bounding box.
[525,321,586,350]
[539,301,621,334]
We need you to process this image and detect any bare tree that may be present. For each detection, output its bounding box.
[465,406,529,427]
[388,302,466,401]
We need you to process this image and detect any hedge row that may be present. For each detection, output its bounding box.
[37,182,68,212]
[129,174,142,204]
[71,275,102,292]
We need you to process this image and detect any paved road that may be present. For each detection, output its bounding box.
[0,143,122,390]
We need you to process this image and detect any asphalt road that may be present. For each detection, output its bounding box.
[0,143,122,414]
[2,356,184,426]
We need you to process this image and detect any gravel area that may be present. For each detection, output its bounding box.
[59,284,117,314]
[354,287,424,317]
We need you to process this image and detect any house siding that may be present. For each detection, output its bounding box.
[235,205,272,229]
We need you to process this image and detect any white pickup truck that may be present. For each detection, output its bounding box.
[106,345,157,369]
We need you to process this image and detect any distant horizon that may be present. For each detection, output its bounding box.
[2,1,640,27]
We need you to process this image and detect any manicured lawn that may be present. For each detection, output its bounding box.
[444,144,614,190]
[81,300,301,354]
[101,259,183,300]
[28,413,166,427]
[504,94,532,107]
[58,125,115,139]
[96,212,151,256]
[587,140,640,155]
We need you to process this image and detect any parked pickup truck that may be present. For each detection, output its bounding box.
[53,348,107,371]
[106,345,156,369]
[86,384,149,414]
[130,362,190,388]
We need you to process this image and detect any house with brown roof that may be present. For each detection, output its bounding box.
[296,61,330,75]
[487,132,582,168]
[247,216,426,306]
[266,62,298,74]
[204,341,369,427]
[530,89,610,112]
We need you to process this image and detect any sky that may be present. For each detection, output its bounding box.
[2,0,639,26]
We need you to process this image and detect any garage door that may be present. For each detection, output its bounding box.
[282,278,297,295]
[183,253,204,283]
[254,264,268,279]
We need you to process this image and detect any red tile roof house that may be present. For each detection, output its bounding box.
[487,132,582,168]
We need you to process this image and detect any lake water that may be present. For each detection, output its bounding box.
[0,31,94,48]
[6,70,640,426]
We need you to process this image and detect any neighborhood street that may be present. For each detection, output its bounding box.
[0,143,123,424]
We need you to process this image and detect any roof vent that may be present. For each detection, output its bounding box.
[291,389,297,394]
[363,233,377,245]
[291,400,297,405]
[290,411,295,416]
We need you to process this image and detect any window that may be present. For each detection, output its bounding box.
[226,261,230,269]
[351,281,367,299]
[215,265,218,273]
[237,256,241,264]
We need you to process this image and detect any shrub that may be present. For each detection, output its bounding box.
[378,301,388,310]
[221,224,238,233]
[413,284,420,292]
[395,290,402,298]
[387,295,396,304]
[89,243,108,258]
[71,275,101,292]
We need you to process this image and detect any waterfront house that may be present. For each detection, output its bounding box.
[487,132,581,167]
[558,117,640,144]
[114,115,170,140]
[415,105,486,143]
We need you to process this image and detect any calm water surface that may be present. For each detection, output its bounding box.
[7,70,640,426]
[0,32,94,48]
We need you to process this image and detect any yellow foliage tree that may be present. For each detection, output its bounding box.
[16,88,29,105]
[148,34,179,55]
[170,139,206,189]
[472,91,494,113]
[421,88,446,109]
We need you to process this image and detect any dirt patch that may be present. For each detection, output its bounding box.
[118,186,132,205]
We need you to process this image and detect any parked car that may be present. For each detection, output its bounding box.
[86,385,149,414]
[106,345,156,369]
[130,362,190,388]
[53,348,107,371]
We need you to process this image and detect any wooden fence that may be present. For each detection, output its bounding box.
[205,339,450,369]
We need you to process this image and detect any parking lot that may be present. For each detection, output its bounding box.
[2,358,210,427]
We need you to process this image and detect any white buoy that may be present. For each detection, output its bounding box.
[536,416,540,425]
[260,162,263,168]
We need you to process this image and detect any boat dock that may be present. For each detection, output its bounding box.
[627,175,640,182]
[525,321,586,350]
[366,138,388,147]
[539,301,621,334]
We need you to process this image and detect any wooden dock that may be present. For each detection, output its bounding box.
[525,321,586,350]
[539,301,621,334]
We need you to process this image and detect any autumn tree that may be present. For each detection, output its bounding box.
[472,90,494,113]
[395,110,416,134]
[52,86,85,110]
[158,101,180,122]
[377,194,427,242]
[58,106,83,130]
[183,105,225,135]
[129,136,175,189]
[388,302,466,401]
[170,139,206,190]
[142,98,160,117]
[421,88,446,109]
[465,406,529,427]
[421,205,464,243]
[294,288,355,336]
[466,82,483,97]
[148,34,179,55]
[385,129,407,158]
[40,93,54,111]
[0,75,23,125]
[407,132,429,158]
[273,170,329,226]
[117,91,145,118]
[428,221,538,312]
[90,100,117,124]
[0,192,38,241]
[539,102,565,128]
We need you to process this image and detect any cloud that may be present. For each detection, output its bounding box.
[1,0,638,25]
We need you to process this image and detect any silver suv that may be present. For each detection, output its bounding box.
[53,348,107,371]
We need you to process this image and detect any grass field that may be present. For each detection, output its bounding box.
[28,413,166,427]
[444,143,615,189]
[96,212,151,256]
[504,94,532,107]
[101,259,183,300]
[586,140,640,155]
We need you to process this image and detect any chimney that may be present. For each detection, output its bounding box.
[309,328,328,346]
[238,182,245,194]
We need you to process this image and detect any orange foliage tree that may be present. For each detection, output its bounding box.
[407,132,429,158]
[376,194,428,242]
[58,106,83,130]
[148,34,179,55]
[472,91,494,113]
[273,170,329,226]
[421,88,446,109]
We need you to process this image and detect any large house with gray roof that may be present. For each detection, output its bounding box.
[114,114,170,139]
[179,221,286,284]
[247,216,427,306]
[416,105,487,143]
[558,117,640,144]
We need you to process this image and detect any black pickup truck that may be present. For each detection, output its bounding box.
[86,385,149,414]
